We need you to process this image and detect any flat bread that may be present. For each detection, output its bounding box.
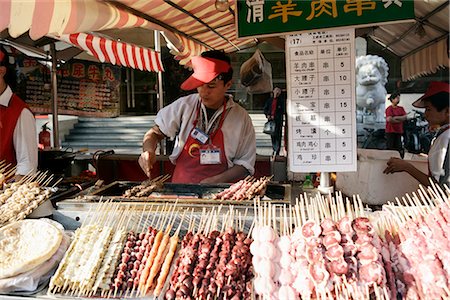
[0,219,62,279]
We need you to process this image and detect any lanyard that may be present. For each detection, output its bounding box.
[192,98,227,140]
[433,124,450,140]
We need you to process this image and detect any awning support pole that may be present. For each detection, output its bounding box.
[155,30,165,154]
[50,43,60,149]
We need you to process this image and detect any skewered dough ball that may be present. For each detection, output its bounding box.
[259,225,276,242]
[278,285,298,299]
[277,235,291,252]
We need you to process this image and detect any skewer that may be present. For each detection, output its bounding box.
[356,195,365,217]
[428,180,446,203]
[188,208,196,233]
[299,195,306,225]
[288,204,293,236]
[4,166,16,179]
[292,203,298,229]
[52,176,64,188]
[0,162,12,173]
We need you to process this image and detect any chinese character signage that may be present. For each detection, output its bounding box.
[16,58,121,117]
[236,0,414,38]
[286,29,356,172]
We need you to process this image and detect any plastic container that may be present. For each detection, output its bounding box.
[302,175,314,189]
[336,149,428,205]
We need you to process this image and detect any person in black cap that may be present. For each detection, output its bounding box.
[0,46,37,182]
[384,81,449,186]
[139,50,256,183]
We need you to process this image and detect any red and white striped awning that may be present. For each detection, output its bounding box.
[0,0,176,70]
[58,33,164,72]
[116,0,257,63]
[0,0,154,40]
[0,0,257,67]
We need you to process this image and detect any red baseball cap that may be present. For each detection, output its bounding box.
[412,81,450,108]
[180,56,231,91]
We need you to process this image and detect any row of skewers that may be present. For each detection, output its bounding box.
[45,172,449,299]
[48,201,183,298]
[164,206,253,300]
[0,170,60,227]
[0,160,16,186]
[122,175,171,198]
[212,176,272,201]
[373,182,450,299]
[48,202,255,299]
[250,193,390,300]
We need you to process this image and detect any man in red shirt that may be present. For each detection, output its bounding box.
[385,91,407,156]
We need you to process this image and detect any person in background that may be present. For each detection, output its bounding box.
[264,87,286,156]
[0,46,37,182]
[384,81,449,187]
[139,50,256,184]
[385,91,407,157]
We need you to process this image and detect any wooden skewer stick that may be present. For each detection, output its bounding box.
[4,166,17,179]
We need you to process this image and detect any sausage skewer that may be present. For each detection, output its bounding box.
[153,211,186,296]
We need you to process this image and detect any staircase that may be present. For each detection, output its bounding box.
[62,114,275,156]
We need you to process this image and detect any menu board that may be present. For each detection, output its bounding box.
[286,29,356,173]
[16,58,121,117]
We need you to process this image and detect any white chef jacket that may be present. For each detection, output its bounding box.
[428,124,449,186]
[0,86,38,176]
[155,93,256,175]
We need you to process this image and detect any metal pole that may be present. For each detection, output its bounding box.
[154,30,165,154]
[154,30,164,111]
[126,68,131,108]
[50,43,60,149]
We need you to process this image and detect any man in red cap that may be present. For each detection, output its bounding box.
[0,46,37,182]
[384,81,449,186]
[139,50,256,183]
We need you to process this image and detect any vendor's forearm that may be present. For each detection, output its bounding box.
[202,165,249,183]
[405,164,432,186]
[142,125,165,152]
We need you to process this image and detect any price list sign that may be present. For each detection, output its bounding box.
[286,29,356,173]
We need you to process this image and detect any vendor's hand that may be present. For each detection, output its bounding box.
[139,150,156,178]
[383,157,411,174]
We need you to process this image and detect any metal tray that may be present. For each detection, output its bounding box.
[87,181,289,203]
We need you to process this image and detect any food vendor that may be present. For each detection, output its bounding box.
[139,50,256,184]
[383,81,449,186]
[0,46,37,181]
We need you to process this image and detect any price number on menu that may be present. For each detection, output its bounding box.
[290,38,302,45]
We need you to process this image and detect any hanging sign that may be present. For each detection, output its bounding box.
[236,0,414,38]
[16,58,121,118]
[286,28,357,173]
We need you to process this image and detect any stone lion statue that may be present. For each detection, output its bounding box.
[355,55,389,122]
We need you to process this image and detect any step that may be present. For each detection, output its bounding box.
[62,140,142,147]
[74,122,153,128]
[64,136,144,142]
[69,128,149,134]
[78,116,156,122]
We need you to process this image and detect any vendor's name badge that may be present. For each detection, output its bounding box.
[200,148,221,165]
[191,128,209,144]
